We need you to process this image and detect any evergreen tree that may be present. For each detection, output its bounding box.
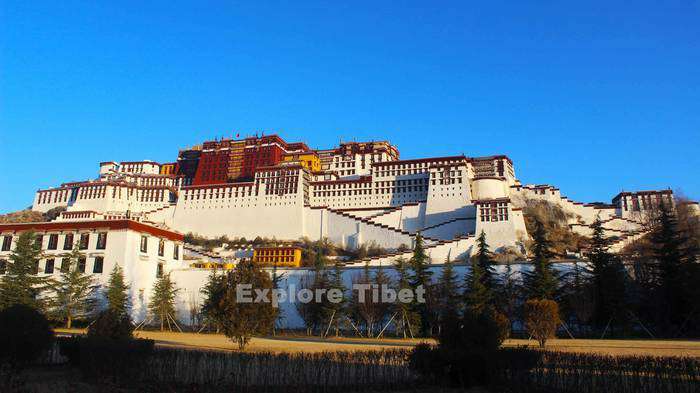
[474,231,497,291]
[435,257,460,330]
[497,261,520,330]
[313,251,333,335]
[560,261,594,333]
[393,257,419,338]
[327,259,346,336]
[649,202,694,331]
[372,262,392,336]
[148,273,179,331]
[0,231,47,311]
[105,264,130,317]
[295,272,318,335]
[296,248,331,335]
[464,257,491,315]
[409,234,433,336]
[200,268,225,332]
[588,217,628,332]
[48,246,98,328]
[523,219,559,300]
[270,258,286,334]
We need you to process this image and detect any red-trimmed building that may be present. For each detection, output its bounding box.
[0,220,185,319]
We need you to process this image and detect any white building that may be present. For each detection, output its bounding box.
[0,220,185,321]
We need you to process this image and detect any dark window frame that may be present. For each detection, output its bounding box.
[79,233,90,250]
[44,258,55,274]
[78,257,86,273]
[47,234,59,250]
[1,235,12,251]
[93,256,104,274]
[63,233,74,250]
[140,236,148,253]
[96,232,107,250]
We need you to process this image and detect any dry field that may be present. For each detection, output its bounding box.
[55,328,700,357]
[503,338,700,357]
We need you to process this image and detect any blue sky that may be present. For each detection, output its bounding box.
[1,1,698,213]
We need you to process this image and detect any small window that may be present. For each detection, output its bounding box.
[0,259,6,274]
[140,236,148,253]
[173,244,179,260]
[48,234,59,250]
[44,259,54,274]
[63,233,74,250]
[78,257,86,273]
[96,232,107,250]
[60,257,70,273]
[156,263,163,278]
[35,235,44,249]
[79,233,89,250]
[93,257,104,274]
[1,235,12,251]
[158,239,165,256]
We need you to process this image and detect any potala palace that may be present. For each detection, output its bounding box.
[27,134,682,258]
[2,134,695,324]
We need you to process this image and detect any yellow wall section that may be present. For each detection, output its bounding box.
[253,246,302,267]
[282,153,320,172]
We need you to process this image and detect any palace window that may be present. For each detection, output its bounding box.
[1,235,12,251]
[158,239,165,257]
[140,236,148,253]
[44,259,54,274]
[93,257,104,274]
[48,234,59,250]
[479,202,509,222]
[78,257,86,273]
[173,244,179,260]
[79,233,89,250]
[96,232,107,250]
[63,233,74,250]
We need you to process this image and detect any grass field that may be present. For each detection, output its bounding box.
[55,328,700,357]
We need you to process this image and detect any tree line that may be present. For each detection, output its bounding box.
[198,198,699,344]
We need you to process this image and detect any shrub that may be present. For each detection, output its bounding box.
[411,309,509,388]
[0,304,53,367]
[87,309,134,340]
[523,299,561,348]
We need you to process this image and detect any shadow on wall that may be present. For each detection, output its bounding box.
[422,206,474,230]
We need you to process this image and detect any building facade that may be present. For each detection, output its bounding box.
[29,133,689,266]
[0,220,185,320]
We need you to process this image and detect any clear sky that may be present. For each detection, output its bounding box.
[1,1,698,213]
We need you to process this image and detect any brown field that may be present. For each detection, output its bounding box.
[503,338,700,357]
[55,328,700,357]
